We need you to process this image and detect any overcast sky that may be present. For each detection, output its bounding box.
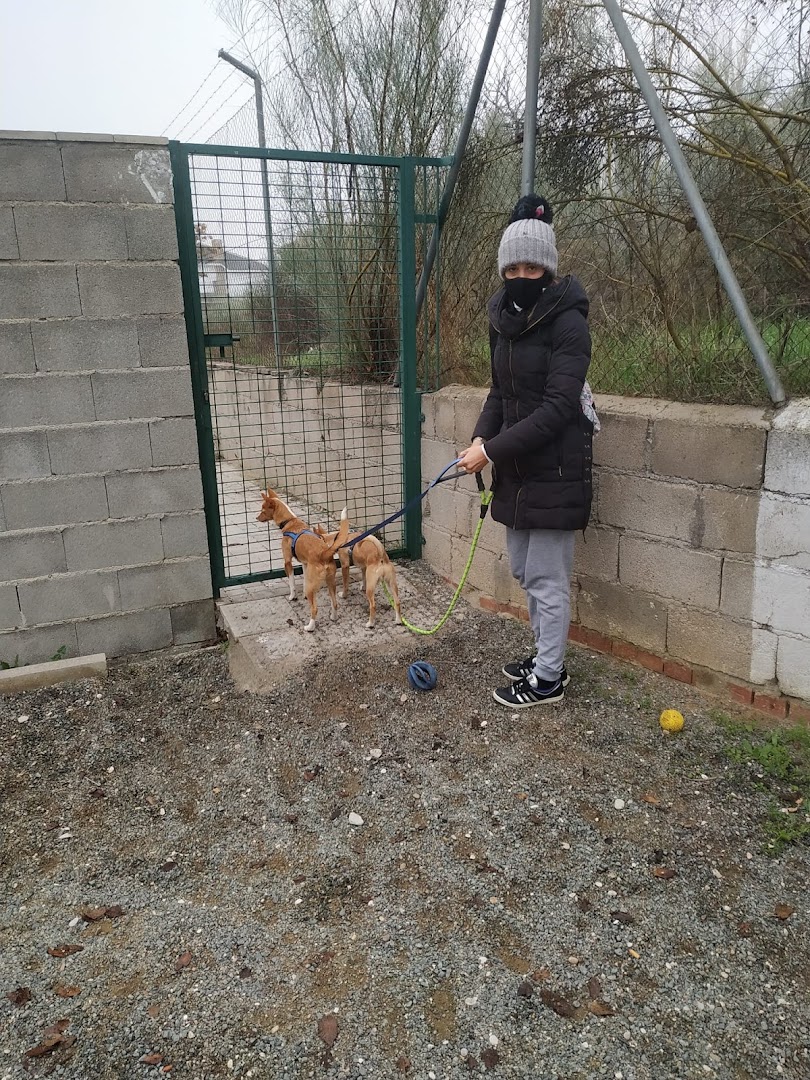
[0,0,255,141]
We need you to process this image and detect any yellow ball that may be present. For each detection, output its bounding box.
[659,709,685,733]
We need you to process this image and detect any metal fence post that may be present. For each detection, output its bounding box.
[169,141,226,596]
[398,160,423,559]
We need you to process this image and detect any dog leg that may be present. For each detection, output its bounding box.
[326,563,339,622]
[364,566,380,629]
[386,566,403,625]
[303,567,318,632]
[340,552,350,599]
[282,538,297,601]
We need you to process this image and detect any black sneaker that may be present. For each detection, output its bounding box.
[502,656,571,687]
[492,674,565,708]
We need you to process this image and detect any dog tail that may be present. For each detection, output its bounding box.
[323,507,350,558]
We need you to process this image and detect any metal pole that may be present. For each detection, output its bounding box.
[218,49,282,363]
[414,0,507,318]
[600,0,786,405]
[522,0,543,195]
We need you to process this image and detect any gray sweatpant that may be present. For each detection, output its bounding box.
[506,527,576,682]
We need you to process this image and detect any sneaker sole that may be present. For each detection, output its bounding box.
[492,687,566,708]
[502,668,572,688]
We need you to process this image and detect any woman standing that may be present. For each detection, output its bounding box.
[457,194,597,708]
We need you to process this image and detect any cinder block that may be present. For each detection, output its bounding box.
[720,559,755,620]
[32,317,140,372]
[171,599,216,644]
[777,636,810,701]
[0,373,95,428]
[1,475,109,530]
[465,547,516,602]
[0,265,81,319]
[765,400,810,497]
[124,207,178,260]
[0,623,79,668]
[421,391,437,439]
[422,522,452,577]
[577,576,668,653]
[63,517,164,572]
[574,526,619,581]
[137,315,188,367]
[61,143,172,204]
[0,207,19,259]
[422,437,458,490]
[47,420,153,474]
[105,467,203,517]
[756,493,810,571]
[0,430,51,480]
[597,473,698,543]
[13,204,127,261]
[749,564,810,636]
[0,583,23,629]
[0,141,66,200]
[149,418,199,467]
[77,264,183,318]
[160,512,209,558]
[433,389,458,443]
[75,608,173,657]
[18,569,121,623]
[651,402,768,486]
[118,557,212,609]
[700,488,759,553]
[619,535,722,608]
[593,412,649,472]
[453,386,488,445]
[92,368,193,421]
[0,529,66,583]
[0,321,35,374]
[667,604,773,682]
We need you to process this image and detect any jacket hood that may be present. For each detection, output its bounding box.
[487,274,589,339]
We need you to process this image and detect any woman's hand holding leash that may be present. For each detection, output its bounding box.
[457,442,488,474]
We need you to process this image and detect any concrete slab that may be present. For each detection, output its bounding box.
[218,561,470,694]
[0,653,107,695]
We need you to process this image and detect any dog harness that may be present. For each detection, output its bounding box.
[278,518,320,560]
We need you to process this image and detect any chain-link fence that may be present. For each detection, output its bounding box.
[181,0,809,405]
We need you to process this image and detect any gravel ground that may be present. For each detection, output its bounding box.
[2,564,809,1080]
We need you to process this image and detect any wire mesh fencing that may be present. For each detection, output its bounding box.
[180,147,446,585]
[188,0,808,405]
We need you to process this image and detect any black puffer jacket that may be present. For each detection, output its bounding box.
[471,275,593,531]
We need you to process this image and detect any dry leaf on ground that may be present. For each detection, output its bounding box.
[317,1013,339,1048]
[47,944,84,957]
[174,950,193,972]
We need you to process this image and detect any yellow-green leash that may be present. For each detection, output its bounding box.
[385,475,493,636]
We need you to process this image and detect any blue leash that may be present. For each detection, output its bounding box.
[341,459,465,549]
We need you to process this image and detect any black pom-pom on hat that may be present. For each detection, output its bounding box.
[509,194,554,225]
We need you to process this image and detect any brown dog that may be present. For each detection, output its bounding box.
[257,489,349,632]
[315,525,402,630]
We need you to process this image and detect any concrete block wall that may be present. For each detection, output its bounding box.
[0,132,215,665]
[422,387,810,717]
[210,364,403,526]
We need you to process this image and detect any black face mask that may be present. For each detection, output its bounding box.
[503,275,547,310]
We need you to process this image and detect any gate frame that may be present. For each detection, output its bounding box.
[169,141,452,596]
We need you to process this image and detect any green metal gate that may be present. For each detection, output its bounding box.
[170,142,449,594]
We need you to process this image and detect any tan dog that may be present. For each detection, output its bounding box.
[257,489,349,632]
[315,525,402,630]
